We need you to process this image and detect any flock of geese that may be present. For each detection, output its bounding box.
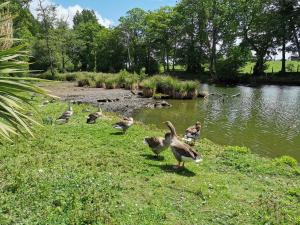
[55,103,202,169]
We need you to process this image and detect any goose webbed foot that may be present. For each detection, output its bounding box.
[173,162,182,169]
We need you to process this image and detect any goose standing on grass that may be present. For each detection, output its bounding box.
[144,132,172,157]
[183,121,201,144]
[112,117,134,133]
[56,102,73,124]
[164,121,202,168]
[87,105,102,124]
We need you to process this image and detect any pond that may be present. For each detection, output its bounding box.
[134,84,300,161]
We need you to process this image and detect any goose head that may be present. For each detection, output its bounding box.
[68,102,73,111]
[97,104,102,113]
[163,121,177,137]
[195,121,201,129]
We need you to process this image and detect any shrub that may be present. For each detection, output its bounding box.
[77,75,95,87]
[184,81,199,99]
[173,82,187,99]
[65,73,77,81]
[273,155,298,168]
[224,146,251,154]
[141,78,156,97]
[95,74,108,88]
[104,76,118,89]
[38,69,59,80]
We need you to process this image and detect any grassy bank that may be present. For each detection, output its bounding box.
[241,61,300,74]
[0,101,299,224]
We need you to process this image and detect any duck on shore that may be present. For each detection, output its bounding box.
[56,102,73,124]
[164,121,202,168]
[112,117,134,133]
[87,105,102,124]
[183,121,201,144]
[144,132,172,157]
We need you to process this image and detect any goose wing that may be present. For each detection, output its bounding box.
[114,121,128,127]
[145,137,163,148]
[88,112,99,120]
[171,140,199,159]
[186,125,199,135]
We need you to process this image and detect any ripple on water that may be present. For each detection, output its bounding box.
[133,84,300,161]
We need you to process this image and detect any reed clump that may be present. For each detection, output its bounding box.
[140,75,199,99]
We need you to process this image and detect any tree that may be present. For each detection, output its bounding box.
[239,0,277,76]
[146,7,177,73]
[73,9,102,71]
[119,8,147,73]
[73,9,98,29]
[95,28,126,72]
[36,0,57,77]
[175,0,206,73]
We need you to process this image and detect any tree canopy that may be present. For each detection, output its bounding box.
[7,0,300,79]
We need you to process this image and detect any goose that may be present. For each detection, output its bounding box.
[183,121,201,144]
[56,102,73,124]
[164,121,202,168]
[144,132,172,157]
[87,105,102,124]
[112,117,134,133]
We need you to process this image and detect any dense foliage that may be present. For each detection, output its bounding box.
[5,0,300,80]
[0,1,50,140]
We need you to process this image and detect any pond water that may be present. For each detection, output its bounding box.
[134,84,300,161]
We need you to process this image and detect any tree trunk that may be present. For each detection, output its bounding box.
[209,0,217,80]
[172,44,177,72]
[127,36,132,71]
[94,49,97,72]
[166,47,170,73]
[293,26,300,57]
[281,36,286,73]
[61,49,65,73]
[253,55,264,76]
[210,27,217,80]
[45,35,55,77]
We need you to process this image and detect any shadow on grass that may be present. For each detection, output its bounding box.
[140,154,165,161]
[110,132,124,135]
[147,163,196,177]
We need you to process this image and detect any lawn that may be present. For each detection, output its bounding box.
[0,101,299,224]
[241,61,300,73]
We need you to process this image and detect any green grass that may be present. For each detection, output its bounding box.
[240,61,300,73]
[0,101,299,224]
[141,75,199,99]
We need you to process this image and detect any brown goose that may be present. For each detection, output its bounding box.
[112,117,134,133]
[144,132,172,157]
[183,121,201,144]
[164,121,202,168]
[56,102,73,124]
[87,105,102,124]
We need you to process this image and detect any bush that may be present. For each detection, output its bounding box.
[274,155,298,168]
[141,78,157,97]
[104,76,118,89]
[77,74,95,87]
[95,74,109,88]
[140,75,199,99]
[65,73,77,81]
[224,146,251,154]
[37,69,59,80]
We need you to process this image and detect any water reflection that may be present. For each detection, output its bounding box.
[134,84,300,160]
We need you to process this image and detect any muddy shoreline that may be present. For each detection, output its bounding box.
[43,82,155,116]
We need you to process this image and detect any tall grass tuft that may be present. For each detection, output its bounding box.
[141,75,199,99]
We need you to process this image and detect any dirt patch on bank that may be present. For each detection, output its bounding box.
[43,82,154,116]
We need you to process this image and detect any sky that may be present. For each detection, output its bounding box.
[29,0,178,27]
